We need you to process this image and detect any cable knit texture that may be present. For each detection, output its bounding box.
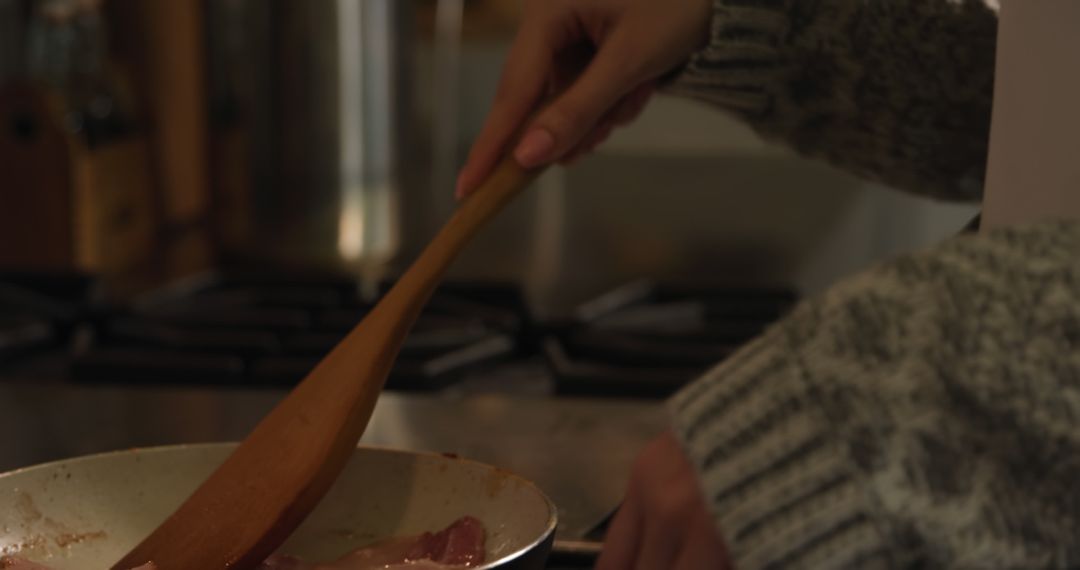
[671,222,1080,569]
[666,0,999,202]
[664,1,1080,568]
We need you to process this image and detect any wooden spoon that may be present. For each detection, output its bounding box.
[111,156,542,570]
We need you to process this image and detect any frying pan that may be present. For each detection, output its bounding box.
[0,444,556,569]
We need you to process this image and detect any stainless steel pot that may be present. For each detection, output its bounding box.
[0,444,557,569]
[207,0,415,271]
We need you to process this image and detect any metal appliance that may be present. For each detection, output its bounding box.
[206,0,415,271]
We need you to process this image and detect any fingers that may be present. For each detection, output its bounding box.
[559,122,612,165]
[455,22,556,198]
[600,432,731,569]
[673,507,731,570]
[585,123,614,153]
[635,515,685,570]
[559,79,654,163]
[634,441,699,570]
[457,10,658,197]
[596,491,644,570]
[513,27,646,168]
[612,81,655,126]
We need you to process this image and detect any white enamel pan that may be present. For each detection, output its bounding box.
[0,444,557,569]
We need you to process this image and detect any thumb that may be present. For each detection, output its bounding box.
[513,34,644,168]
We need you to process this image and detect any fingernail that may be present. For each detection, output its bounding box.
[513,129,555,168]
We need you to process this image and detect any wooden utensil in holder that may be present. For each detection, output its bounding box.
[0,84,156,272]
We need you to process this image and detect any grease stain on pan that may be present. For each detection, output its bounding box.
[6,490,108,558]
[3,530,110,558]
[42,519,71,540]
[485,468,514,499]
[14,493,43,524]
[1,534,47,557]
[53,531,107,549]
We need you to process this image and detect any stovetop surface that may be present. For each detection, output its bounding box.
[1,269,794,401]
[0,268,791,568]
[0,378,660,566]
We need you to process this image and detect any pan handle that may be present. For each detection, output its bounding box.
[549,539,604,566]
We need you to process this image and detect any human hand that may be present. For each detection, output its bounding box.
[597,431,731,570]
[455,0,712,198]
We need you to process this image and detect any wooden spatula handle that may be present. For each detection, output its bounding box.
[389,154,540,312]
[111,155,542,570]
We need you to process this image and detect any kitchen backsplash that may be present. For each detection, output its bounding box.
[411,43,980,317]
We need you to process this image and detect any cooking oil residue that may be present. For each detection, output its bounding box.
[485,468,512,499]
[14,493,42,524]
[54,531,107,548]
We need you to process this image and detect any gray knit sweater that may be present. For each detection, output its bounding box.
[665,1,1080,569]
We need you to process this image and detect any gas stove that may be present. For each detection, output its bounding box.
[0,270,781,569]
[0,270,98,364]
[1,269,796,400]
[69,270,533,391]
[545,280,796,398]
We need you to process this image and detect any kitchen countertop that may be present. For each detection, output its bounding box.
[0,372,667,540]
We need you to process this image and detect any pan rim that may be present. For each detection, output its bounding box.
[0,442,559,569]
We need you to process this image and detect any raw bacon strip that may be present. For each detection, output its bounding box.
[405,516,486,567]
[258,516,486,570]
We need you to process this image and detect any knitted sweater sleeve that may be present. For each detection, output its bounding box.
[669,220,1080,569]
[664,0,999,202]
